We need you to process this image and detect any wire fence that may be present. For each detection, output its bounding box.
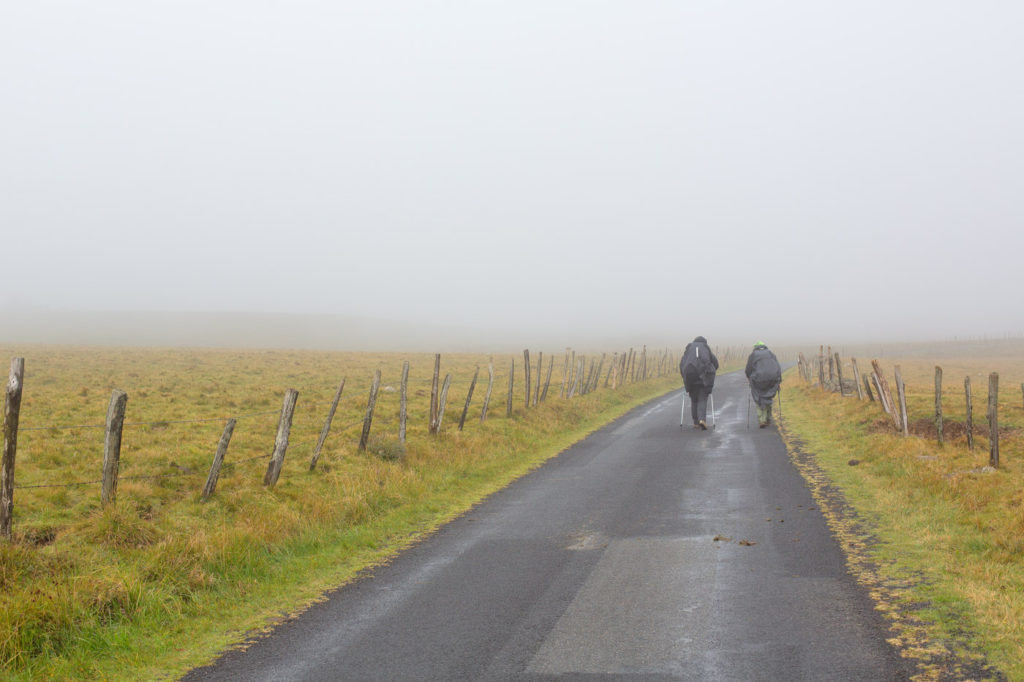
[0,346,690,538]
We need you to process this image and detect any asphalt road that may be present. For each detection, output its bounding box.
[184,370,912,681]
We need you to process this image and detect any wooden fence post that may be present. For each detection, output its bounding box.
[871,360,899,430]
[895,366,909,437]
[988,372,999,468]
[506,359,515,418]
[851,358,864,400]
[1,358,25,540]
[871,372,890,414]
[399,362,410,443]
[834,353,846,396]
[359,371,381,450]
[965,375,974,451]
[823,342,831,385]
[560,349,571,398]
[202,418,236,501]
[481,360,494,422]
[606,352,617,388]
[435,374,452,432]
[101,389,128,506]
[264,388,298,486]
[541,355,553,402]
[523,350,531,410]
[567,357,583,398]
[533,351,542,407]
[581,357,594,395]
[310,379,345,471]
[934,366,944,446]
[862,374,875,402]
[818,354,826,391]
[592,353,606,393]
[429,354,441,434]
[458,367,479,431]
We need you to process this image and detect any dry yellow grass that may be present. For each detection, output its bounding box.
[0,343,696,680]
[783,342,1024,679]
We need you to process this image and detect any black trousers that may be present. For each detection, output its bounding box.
[688,385,710,423]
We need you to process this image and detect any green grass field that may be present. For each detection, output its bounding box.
[0,343,709,680]
[781,343,1024,680]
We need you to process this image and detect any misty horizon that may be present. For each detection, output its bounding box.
[4,2,1023,349]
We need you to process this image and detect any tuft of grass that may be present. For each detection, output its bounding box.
[365,436,407,463]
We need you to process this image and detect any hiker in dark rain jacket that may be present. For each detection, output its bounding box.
[679,336,719,429]
[745,341,782,427]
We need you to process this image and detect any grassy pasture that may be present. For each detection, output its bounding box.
[782,343,1024,679]
[0,344,694,680]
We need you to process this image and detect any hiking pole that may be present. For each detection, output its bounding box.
[709,393,716,430]
[680,391,686,428]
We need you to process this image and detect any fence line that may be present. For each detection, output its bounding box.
[1,346,682,539]
[798,345,1007,468]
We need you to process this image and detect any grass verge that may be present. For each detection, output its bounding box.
[0,345,703,680]
[779,367,1022,681]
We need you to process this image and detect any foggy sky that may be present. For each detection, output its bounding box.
[3,2,1023,349]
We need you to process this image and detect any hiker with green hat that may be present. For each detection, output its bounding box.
[745,341,782,427]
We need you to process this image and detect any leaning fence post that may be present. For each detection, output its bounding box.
[1,358,25,540]
[895,366,909,437]
[310,379,345,471]
[851,358,864,400]
[862,374,875,402]
[834,352,846,396]
[264,388,299,486]
[480,360,494,422]
[458,367,479,431]
[359,371,382,450]
[101,389,129,506]
[934,366,943,446]
[988,372,999,468]
[965,376,974,451]
[202,418,236,501]
[435,374,452,432]
[541,355,554,402]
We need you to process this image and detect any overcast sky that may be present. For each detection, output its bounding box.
[3,1,1022,348]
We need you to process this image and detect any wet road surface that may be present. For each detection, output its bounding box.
[184,370,910,681]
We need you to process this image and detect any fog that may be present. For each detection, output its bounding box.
[3,2,1023,352]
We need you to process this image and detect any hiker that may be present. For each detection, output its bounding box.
[745,341,782,427]
[679,335,719,429]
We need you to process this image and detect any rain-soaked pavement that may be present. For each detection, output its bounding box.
[184,370,911,681]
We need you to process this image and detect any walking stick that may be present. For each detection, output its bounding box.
[709,393,716,430]
[680,391,686,427]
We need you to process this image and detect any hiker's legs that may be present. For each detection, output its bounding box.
[694,388,709,424]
